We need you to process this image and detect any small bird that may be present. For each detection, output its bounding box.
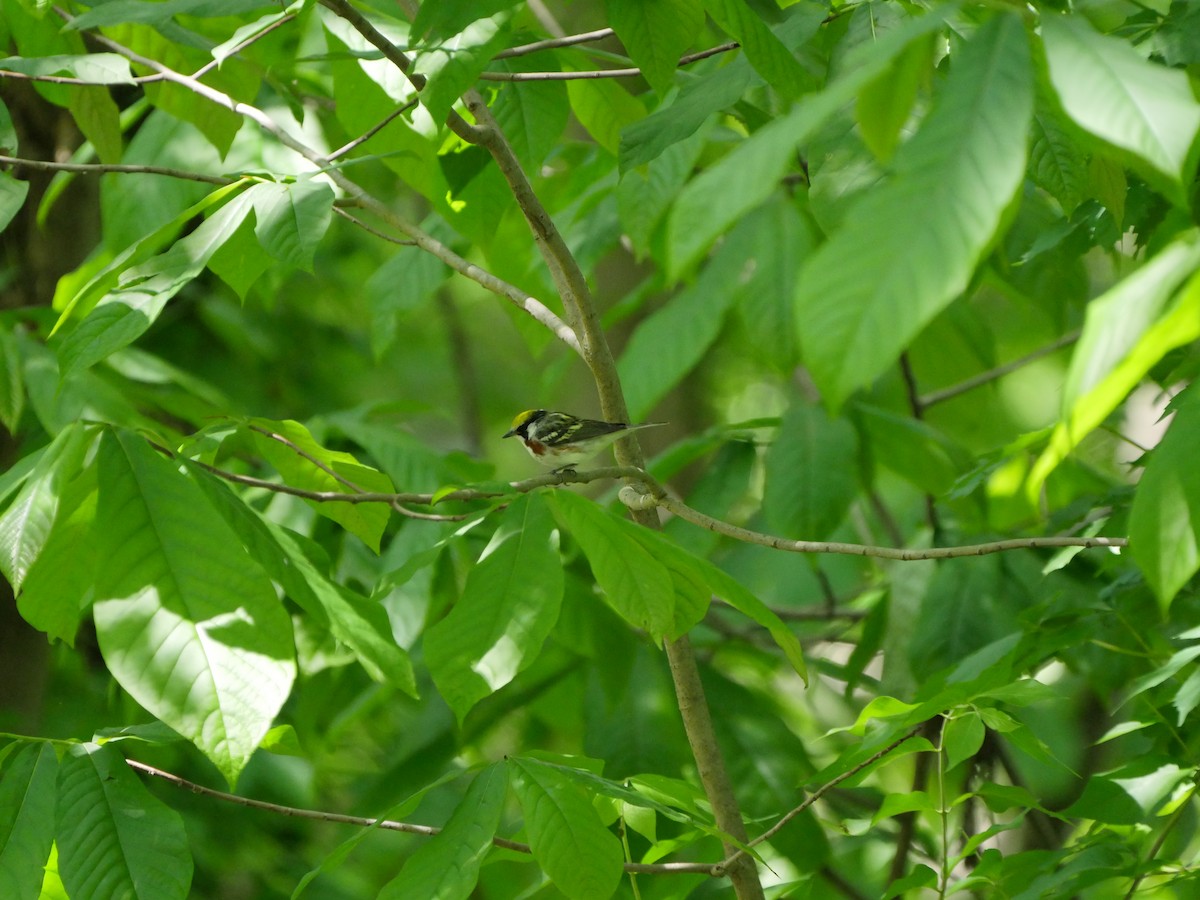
[503,409,664,472]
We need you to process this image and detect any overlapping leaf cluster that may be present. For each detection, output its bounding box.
[2,0,1200,897]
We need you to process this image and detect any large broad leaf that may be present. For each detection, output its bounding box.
[0,743,57,900]
[607,0,704,96]
[424,494,563,721]
[666,7,953,277]
[1029,268,1200,497]
[245,417,394,552]
[796,13,1033,408]
[55,743,192,900]
[552,490,675,640]
[1130,385,1200,610]
[509,757,624,900]
[763,403,859,541]
[0,53,134,83]
[378,762,507,900]
[92,429,295,786]
[1041,14,1200,203]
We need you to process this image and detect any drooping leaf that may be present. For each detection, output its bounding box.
[796,13,1033,408]
[424,494,563,721]
[248,180,335,271]
[509,757,624,900]
[552,490,675,640]
[379,762,507,900]
[92,429,296,786]
[0,53,134,83]
[1130,385,1200,609]
[763,402,859,541]
[704,0,808,99]
[606,0,703,96]
[0,743,57,900]
[55,743,192,900]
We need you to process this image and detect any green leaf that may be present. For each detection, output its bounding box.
[1031,264,1200,499]
[0,53,134,83]
[617,210,753,420]
[0,174,29,234]
[943,712,986,771]
[763,403,858,540]
[55,743,192,900]
[666,8,952,277]
[67,85,122,164]
[246,417,394,552]
[616,123,707,258]
[567,76,646,156]
[796,13,1033,408]
[424,494,563,721]
[1029,109,1087,214]
[0,423,93,592]
[509,757,624,900]
[0,743,57,900]
[552,490,675,640]
[414,12,511,126]
[1041,14,1200,202]
[618,56,751,171]
[187,462,416,693]
[856,33,929,162]
[16,459,98,645]
[490,59,570,169]
[248,180,335,271]
[65,0,275,29]
[606,0,703,96]
[379,762,507,900]
[704,0,807,99]
[92,429,296,786]
[56,188,256,378]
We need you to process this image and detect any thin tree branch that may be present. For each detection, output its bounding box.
[479,42,740,81]
[717,726,926,873]
[190,13,297,80]
[493,27,615,59]
[919,330,1082,409]
[331,206,417,245]
[0,154,234,185]
[126,759,717,875]
[0,68,164,85]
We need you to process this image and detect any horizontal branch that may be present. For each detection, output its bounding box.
[493,27,615,60]
[919,330,1081,409]
[0,68,163,85]
[177,438,1128,562]
[127,758,717,876]
[480,42,739,81]
[0,154,233,185]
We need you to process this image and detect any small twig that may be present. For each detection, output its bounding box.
[328,97,420,161]
[247,424,364,492]
[0,68,163,85]
[480,42,740,81]
[493,27,614,59]
[126,758,717,875]
[718,726,925,872]
[190,13,297,80]
[919,331,1082,409]
[331,206,417,245]
[0,154,233,185]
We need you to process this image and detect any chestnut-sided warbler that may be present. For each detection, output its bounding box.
[503,409,663,471]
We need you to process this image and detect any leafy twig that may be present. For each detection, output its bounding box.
[919,330,1082,409]
[126,758,717,875]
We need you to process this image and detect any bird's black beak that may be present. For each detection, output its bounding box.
[502,427,517,438]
